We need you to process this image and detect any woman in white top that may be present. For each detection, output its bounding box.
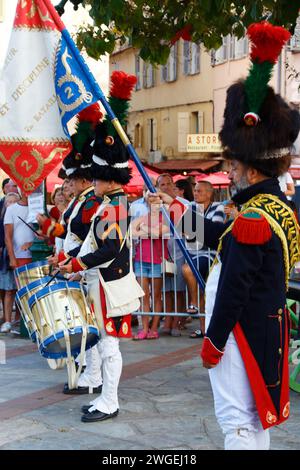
[278,171,295,198]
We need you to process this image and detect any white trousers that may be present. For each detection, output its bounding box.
[208,335,270,450]
[89,335,122,414]
[77,345,102,388]
[82,277,122,414]
[205,263,270,450]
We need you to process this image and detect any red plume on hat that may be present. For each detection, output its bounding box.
[248,21,291,64]
[105,71,137,135]
[77,102,103,128]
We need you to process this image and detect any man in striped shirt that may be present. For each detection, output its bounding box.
[182,181,225,338]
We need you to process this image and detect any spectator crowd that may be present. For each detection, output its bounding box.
[0,170,296,339]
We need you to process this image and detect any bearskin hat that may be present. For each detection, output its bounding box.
[91,71,136,184]
[220,21,300,176]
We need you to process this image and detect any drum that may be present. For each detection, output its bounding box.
[28,281,99,359]
[15,260,51,289]
[15,276,59,342]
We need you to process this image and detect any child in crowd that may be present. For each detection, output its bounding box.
[132,201,169,340]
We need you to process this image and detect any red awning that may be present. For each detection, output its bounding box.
[290,167,300,179]
[124,161,160,195]
[150,159,221,172]
[197,171,230,187]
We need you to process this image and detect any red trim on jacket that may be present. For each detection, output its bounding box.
[71,257,87,273]
[279,308,290,421]
[58,251,69,263]
[49,206,61,221]
[99,282,132,339]
[41,218,54,237]
[200,336,224,366]
[233,322,289,429]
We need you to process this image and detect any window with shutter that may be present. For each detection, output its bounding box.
[135,55,141,90]
[143,62,147,88]
[229,35,235,60]
[152,119,158,151]
[234,37,245,59]
[167,44,177,82]
[222,35,229,61]
[149,64,155,87]
[177,112,189,152]
[161,64,167,83]
[147,119,157,151]
[190,111,204,134]
[191,43,200,74]
[147,119,152,151]
[215,35,229,64]
[198,110,204,133]
[134,123,142,148]
[243,37,249,56]
[183,40,190,75]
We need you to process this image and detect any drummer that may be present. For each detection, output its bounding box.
[37,103,103,261]
[59,71,143,423]
[37,103,104,396]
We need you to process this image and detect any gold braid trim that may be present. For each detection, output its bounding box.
[211,194,300,290]
[242,207,290,290]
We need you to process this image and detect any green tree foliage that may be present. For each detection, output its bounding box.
[60,0,300,64]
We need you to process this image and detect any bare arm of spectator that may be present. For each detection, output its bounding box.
[285,173,295,197]
[131,215,147,237]
[21,242,33,251]
[285,182,295,197]
[4,224,17,269]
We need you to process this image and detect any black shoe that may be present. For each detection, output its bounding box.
[81,409,119,423]
[81,405,92,414]
[63,384,102,395]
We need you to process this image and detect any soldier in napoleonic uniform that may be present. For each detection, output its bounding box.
[37,103,104,395]
[152,22,300,450]
[59,118,143,423]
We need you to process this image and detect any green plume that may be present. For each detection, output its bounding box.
[244,61,273,115]
[73,121,93,153]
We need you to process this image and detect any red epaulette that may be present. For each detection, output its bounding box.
[82,197,100,224]
[232,211,272,245]
[100,201,128,223]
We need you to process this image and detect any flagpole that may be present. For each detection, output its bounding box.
[40,0,206,292]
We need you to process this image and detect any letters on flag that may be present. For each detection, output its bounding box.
[0,0,98,194]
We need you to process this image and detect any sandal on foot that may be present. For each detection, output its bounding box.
[133,330,148,340]
[189,329,204,339]
[147,330,159,339]
[186,304,199,315]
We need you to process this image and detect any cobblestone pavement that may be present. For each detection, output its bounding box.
[0,320,300,450]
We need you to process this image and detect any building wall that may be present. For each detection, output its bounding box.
[110,41,214,163]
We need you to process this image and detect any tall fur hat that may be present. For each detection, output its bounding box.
[61,103,102,180]
[220,22,300,171]
[91,71,136,184]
